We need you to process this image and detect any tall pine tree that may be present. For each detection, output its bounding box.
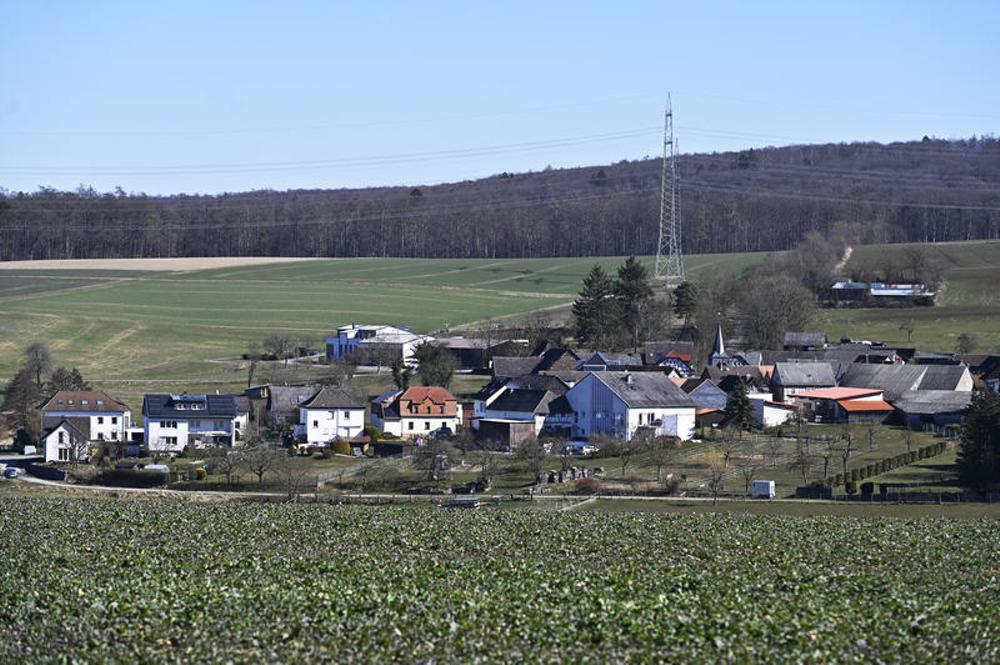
[957,390,1000,490]
[572,265,617,349]
[615,256,655,351]
[724,380,755,431]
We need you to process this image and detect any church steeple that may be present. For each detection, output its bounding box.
[712,323,725,357]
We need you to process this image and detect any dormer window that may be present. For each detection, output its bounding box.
[191,404,203,410]
[97,400,104,406]
[81,400,89,405]
[57,400,64,405]
[68,400,74,405]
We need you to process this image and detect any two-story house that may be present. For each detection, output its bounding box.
[40,390,131,463]
[326,324,433,366]
[370,386,463,438]
[298,387,365,445]
[142,394,241,454]
[566,371,696,441]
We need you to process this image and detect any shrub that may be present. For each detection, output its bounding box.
[850,469,859,483]
[845,481,857,495]
[860,482,874,496]
[332,439,351,456]
[195,467,207,480]
[575,477,602,494]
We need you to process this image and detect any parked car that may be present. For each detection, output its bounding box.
[563,440,598,456]
[429,427,453,440]
[4,467,20,479]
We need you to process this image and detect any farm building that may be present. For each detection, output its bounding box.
[565,371,696,441]
[491,347,580,378]
[839,363,973,401]
[298,387,365,445]
[434,336,524,371]
[892,390,972,432]
[142,394,242,453]
[246,384,320,428]
[370,386,463,439]
[326,324,433,366]
[792,387,894,424]
[476,388,574,447]
[771,362,837,401]
[783,331,828,351]
[472,374,569,426]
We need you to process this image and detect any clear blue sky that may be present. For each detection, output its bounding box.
[1,1,997,195]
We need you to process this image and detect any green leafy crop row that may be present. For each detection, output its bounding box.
[1,497,998,663]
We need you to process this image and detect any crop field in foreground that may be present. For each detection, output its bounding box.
[2,498,999,662]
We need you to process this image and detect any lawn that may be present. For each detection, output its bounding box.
[3,497,1000,662]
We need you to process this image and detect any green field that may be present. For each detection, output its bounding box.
[825,240,1000,351]
[0,252,761,411]
[2,497,999,662]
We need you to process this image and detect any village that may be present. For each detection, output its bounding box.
[3,301,988,503]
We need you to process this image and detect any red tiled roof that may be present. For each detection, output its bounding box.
[795,387,882,400]
[836,399,894,412]
[400,386,456,404]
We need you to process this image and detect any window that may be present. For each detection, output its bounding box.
[342,411,351,419]
[111,432,118,440]
[97,417,104,424]
[161,420,177,428]
[82,400,89,405]
[111,417,117,424]
[97,400,104,406]
[424,422,430,430]
[313,420,319,428]
[58,448,70,462]
[58,431,65,444]
[165,436,177,445]
[97,433,104,441]
[408,422,414,431]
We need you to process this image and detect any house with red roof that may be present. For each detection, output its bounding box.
[370,386,463,439]
[793,386,894,424]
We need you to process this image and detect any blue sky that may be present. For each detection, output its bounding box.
[1,1,997,195]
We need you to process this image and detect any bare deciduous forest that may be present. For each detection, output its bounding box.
[1,137,998,260]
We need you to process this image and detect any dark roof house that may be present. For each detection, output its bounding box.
[300,387,364,410]
[143,394,238,419]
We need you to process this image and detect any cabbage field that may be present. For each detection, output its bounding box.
[2,497,999,662]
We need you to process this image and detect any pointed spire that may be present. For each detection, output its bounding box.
[713,323,725,357]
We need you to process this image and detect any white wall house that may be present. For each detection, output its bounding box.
[565,372,696,441]
[371,387,463,439]
[298,387,365,445]
[326,324,433,366]
[750,395,798,428]
[40,390,131,463]
[142,394,241,454]
[42,419,91,463]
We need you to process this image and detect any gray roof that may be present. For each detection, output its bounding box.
[839,364,926,401]
[143,394,237,419]
[773,362,837,387]
[917,365,970,391]
[892,390,972,415]
[784,331,827,347]
[300,387,364,410]
[267,385,321,414]
[591,372,695,408]
[492,356,542,378]
[488,389,556,415]
[42,415,92,441]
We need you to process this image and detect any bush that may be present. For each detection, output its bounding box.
[850,469,859,483]
[575,477,602,494]
[860,482,874,496]
[332,439,351,456]
[845,481,857,495]
[195,467,207,480]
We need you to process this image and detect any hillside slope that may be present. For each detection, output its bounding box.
[1,137,998,261]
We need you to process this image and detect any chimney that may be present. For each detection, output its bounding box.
[624,371,633,385]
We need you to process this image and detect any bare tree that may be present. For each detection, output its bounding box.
[716,426,741,469]
[705,450,727,505]
[737,438,760,495]
[25,342,52,389]
[902,429,914,453]
[242,441,278,484]
[515,437,548,484]
[413,438,456,482]
[208,448,243,487]
[644,435,680,481]
[245,341,263,387]
[273,452,314,500]
[790,439,812,484]
[866,425,877,452]
[839,433,854,477]
[263,333,296,366]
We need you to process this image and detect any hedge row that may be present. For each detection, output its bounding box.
[812,440,949,492]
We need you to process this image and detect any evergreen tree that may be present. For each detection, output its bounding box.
[724,380,755,431]
[672,281,698,324]
[45,366,91,394]
[391,359,413,391]
[572,264,617,349]
[957,390,1000,490]
[412,342,456,389]
[4,368,43,443]
[614,256,655,351]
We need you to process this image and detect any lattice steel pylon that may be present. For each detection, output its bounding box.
[654,94,685,286]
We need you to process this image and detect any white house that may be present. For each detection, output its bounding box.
[41,418,92,463]
[40,390,130,446]
[749,395,798,428]
[326,324,433,366]
[370,386,463,439]
[142,394,242,454]
[565,372,696,441]
[298,387,365,445]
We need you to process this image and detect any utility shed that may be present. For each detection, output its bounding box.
[892,390,971,431]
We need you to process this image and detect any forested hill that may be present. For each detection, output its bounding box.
[1,137,998,261]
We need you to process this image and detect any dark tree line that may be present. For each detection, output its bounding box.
[1,137,999,261]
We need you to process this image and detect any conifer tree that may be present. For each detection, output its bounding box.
[957,390,1000,490]
[572,264,617,349]
[724,380,755,431]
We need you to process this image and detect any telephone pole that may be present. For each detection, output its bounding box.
[654,94,685,286]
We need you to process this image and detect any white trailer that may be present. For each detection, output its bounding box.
[751,480,775,499]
